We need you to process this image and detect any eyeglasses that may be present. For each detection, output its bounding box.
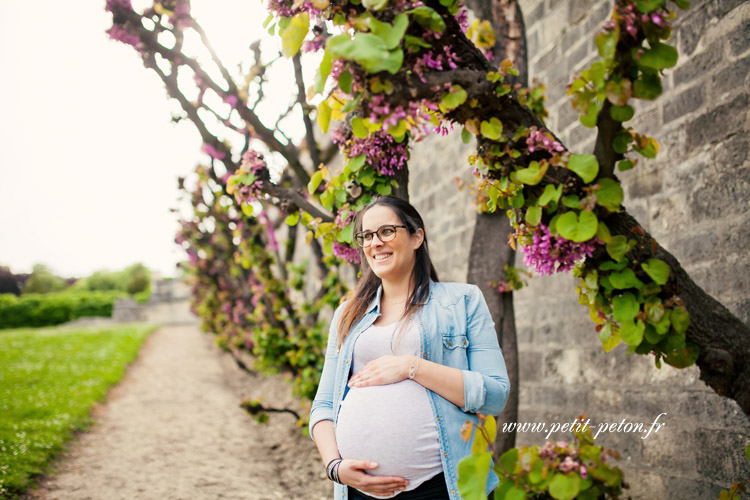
[355,224,407,247]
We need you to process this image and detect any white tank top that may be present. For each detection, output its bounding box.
[335,319,443,498]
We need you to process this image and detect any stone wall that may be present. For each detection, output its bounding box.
[408,0,750,497]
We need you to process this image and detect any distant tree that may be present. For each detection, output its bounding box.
[22,265,68,294]
[124,263,151,295]
[0,266,21,296]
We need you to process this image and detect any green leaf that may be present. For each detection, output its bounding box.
[664,345,698,368]
[308,170,324,194]
[480,118,504,140]
[338,70,353,94]
[284,211,300,226]
[387,119,407,138]
[328,33,403,74]
[568,154,599,183]
[670,306,690,335]
[348,154,366,172]
[317,101,332,134]
[513,161,548,186]
[596,221,612,243]
[609,268,644,289]
[613,131,634,154]
[556,210,598,242]
[362,0,388,11]
[525,205,542,226]
[636,0,666,13]
[600,323,621,352]
[461,128,472,144]
[241,203,254,217]
[549,473,581,500]
[404,34,432,51]
[562,195,582,209]
[617,159,634,171]
[406,6,446,32]
[620,319,645,346]
[639,41,678,70]
[610,104,635,122]
[745,443,750,462]
[673,0,690,8]
[595,178,624,212]
[595,31,617,60]
[314,48,333,94]
[280,13,310,58]
[641,258,670,285]
[600,258,628,271]
[497,448,518,474]
[375,183,392,195]
[612,292,639,323]
[440,85,467,111]
[645,301,665,323]
[358,168,376,187]
[339,221,354,243]
[341,92,362,112]
[633,71,662,100]
[368,13,408,50]
[606,235,629,262]
[538,183,563,206]
[457,453,492,500]
[351,117,368,139]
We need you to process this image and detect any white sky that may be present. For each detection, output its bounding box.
[0,0,301,279]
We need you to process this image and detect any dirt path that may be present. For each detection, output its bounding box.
[25,325,332,500]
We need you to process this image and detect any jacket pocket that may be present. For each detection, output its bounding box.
[442,334,469,349]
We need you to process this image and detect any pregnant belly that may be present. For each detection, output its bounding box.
[335,380,442,481]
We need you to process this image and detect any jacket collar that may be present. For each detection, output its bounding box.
[365,279,435,314]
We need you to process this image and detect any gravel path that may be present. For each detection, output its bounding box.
[24,325,331,500]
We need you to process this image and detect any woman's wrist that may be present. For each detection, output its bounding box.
[326,457,344,484]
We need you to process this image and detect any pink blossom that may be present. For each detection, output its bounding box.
[519,223,600,276]
[224,94,239,108]
[106,25,141,49]
[333,242,361,264]
[201,143,226,160]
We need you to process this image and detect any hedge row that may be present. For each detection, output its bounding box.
[0,290,126,329]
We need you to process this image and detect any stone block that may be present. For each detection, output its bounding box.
[694,428,750,484]
[625,168,663,199]
[664,477,725,500]
[663,83,705,124]
[728,19,750,56]
[566,39,591,72]
[685,93,748,152]
[677,9,711,56]
[525,1,544,24]
[670,230,718,263]
[688,164,750,222]
[673,389,750,430]
[713,133,750,170]
[620,469,667,500]
[711,56,750,96]
[674,40,724,88]
[567,0,590,25]
[518,350,542,382]
[556,100,579,132]
[562,25,583,53]
[583,0,613,34]
[543,348,582,384]
[707,0,748,19]
[641,426,696,470]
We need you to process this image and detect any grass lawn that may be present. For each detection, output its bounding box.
[0,323,158,499]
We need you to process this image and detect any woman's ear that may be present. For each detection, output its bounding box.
[412,228,425,250]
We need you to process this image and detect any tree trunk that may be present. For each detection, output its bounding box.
[463,0,527,457]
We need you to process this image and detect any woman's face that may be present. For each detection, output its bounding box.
[360,205,424,284]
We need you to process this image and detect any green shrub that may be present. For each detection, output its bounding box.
[0,290,125,329]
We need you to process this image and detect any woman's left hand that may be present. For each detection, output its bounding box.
[348,355,412,388]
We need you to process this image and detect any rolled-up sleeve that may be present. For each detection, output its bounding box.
[309,304,344,440]
[461,285,510,415]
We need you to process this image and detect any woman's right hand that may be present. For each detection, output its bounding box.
[338,459,410,497]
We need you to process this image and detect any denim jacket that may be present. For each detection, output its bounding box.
[310,281,511,500]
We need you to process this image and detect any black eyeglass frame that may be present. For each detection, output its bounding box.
[355,224,408,247]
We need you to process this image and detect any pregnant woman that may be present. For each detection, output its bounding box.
[309,196,511,500]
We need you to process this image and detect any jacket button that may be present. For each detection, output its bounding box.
[451,490,455,494]
[423,354,428,358]
[443,453,447,457]
[436,417,440,422]
[449,341,453,346]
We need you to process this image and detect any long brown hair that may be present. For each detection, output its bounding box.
[337,196,439,348]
